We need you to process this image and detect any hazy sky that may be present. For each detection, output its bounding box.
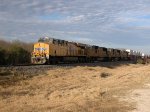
[0,0,150,53]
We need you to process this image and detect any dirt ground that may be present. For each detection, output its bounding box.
[0,63,150,112]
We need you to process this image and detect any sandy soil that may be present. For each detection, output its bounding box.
[0,63,150,112]
[128,84,150,112]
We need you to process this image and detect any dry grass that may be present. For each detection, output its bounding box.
[0,64,150,112]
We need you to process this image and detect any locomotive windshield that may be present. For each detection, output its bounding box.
[35,48,46,51]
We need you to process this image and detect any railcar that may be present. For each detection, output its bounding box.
[120,50,129,60]
[85,46,108,61]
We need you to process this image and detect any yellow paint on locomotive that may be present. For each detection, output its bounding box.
[48,42,82,57]
[33,42,49,57]
[32,41,83,57]
[49,43,68,56]
[86,47,107,57]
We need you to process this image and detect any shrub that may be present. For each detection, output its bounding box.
[0,47,6,65]
[9,45,30,65]
[100,72,112,78]
[0,39,33,65]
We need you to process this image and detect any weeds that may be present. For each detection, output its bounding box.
[100,72,112,78]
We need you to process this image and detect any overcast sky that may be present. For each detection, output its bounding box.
[0,0,150,53]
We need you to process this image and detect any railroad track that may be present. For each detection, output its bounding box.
[0,61,133,68]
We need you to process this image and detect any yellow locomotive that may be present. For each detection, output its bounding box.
[31,37,86,64]
[31,37,129,64]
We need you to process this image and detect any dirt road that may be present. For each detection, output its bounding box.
[0,63,150,112]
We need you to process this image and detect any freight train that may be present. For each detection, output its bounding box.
[31,37,145,64]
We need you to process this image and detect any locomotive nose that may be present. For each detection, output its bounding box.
[31,42,49,64]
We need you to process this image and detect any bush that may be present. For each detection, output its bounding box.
[100,72,112,78]
[0,39,33,65]
[136,59,143,64]
[136,58,148,64]
[9,45,31,65]
[0,47,6,65]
